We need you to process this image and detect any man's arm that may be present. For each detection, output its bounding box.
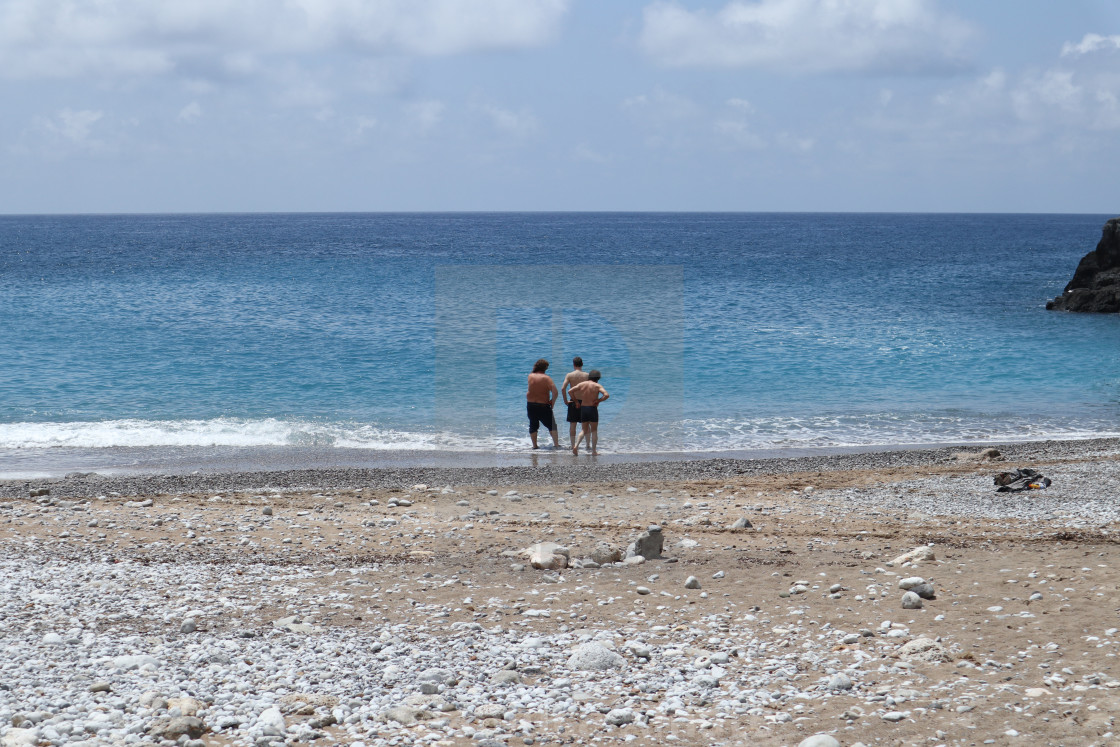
[549,378,559,406]
[561,374,571,405]
[596,385,610,404]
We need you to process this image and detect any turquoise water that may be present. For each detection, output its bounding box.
[1,212,1118,473]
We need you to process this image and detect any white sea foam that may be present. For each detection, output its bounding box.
[0,419,490,451]
[1,413,1118,457]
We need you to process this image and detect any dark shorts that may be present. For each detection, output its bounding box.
[580,405,599,423]
[527,402,556,433]
[566,401,581,423]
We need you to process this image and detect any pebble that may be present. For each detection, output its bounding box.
[604,708,635,726]
[900,591,923,609]
[684,576,701,589]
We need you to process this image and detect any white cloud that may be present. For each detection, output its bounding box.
[622,88,701,122]
[0,0,570,80]
[177,101,202,122]
[406,100,446,134]
[571,143,609,163]
[638,0,974,74]
[713,118,765,148]
[482,105,539,139]
[1062,33,1120,58]
[43,109,104,144]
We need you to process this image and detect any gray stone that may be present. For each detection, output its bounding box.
[382,706,420,725]
[826,673,853,691]
[263,506,273,516]
[491,670,522,686]
[901,591,923,610]
[684,576,701,590]
[590,545,622,565]
[605,708,635,726]
[626,525,663,560]
[180,618,197,634]
[898,577,935,599]
[148,716,207,740]
[417,668,456,684]
[729,517,753,530]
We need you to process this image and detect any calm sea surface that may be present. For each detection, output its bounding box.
[1,213,1118,476]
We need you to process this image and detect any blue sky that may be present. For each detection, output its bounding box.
[3,0,1120,213]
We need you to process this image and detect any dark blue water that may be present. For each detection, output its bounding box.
[1,213,1118,474]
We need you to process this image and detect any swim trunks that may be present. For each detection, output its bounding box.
[566,401,581,423]
[527,402,556,433]
[580,405,599,423]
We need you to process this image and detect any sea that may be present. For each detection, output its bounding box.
[1,212,1118,478]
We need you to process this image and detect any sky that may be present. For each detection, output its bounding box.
[2,0,1120,213]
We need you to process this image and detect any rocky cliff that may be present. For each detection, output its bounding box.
[1046,217,1120,313]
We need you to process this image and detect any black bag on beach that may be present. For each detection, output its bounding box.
[994,468,1051,492]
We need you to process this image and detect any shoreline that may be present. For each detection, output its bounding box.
[3,435,1119,498]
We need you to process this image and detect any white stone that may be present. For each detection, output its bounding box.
[568,643,626,671]
[798,736,841,747]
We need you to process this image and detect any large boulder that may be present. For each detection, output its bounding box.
[1047,217,1120,313]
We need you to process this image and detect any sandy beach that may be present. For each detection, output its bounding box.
[3,438,1120,747]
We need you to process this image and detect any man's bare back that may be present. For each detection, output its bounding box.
[527,372,556,404]
[569,379,606,407]
[561,369,589,402]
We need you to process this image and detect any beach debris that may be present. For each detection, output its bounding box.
[626,525,664,560]
[272,615,320,634]
[995,468,1052,492]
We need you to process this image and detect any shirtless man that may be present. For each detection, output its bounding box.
[526,358,560,449]
[560,356,589,449]
[569,370,609,456]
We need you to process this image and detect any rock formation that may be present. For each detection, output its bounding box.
[1047,217,1120,312]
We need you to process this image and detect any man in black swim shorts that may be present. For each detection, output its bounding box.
[568,370,609,456]
[526,358,560,449]
[560,356,589,449]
